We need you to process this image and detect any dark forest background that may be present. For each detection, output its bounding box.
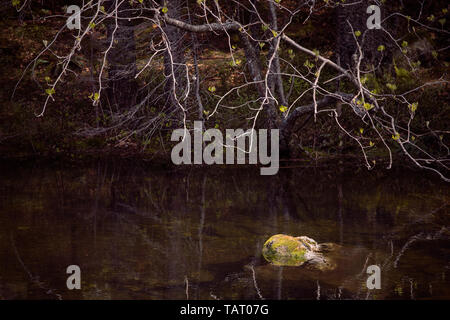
[0,0,448,179]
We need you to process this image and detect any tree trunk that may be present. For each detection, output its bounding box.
[335,1,389,71]
[268,0,287,107]
[162,0,187,118]
[105,0,137,110]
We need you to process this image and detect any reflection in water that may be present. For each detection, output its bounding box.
[0,160,449,300]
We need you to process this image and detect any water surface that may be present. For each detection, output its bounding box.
[0,161,448,299]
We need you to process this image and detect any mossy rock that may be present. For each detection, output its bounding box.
[262,234,336,270]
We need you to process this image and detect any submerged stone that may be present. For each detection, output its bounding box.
[262,234,336,270]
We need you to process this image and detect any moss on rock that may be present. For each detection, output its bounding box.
[262,234,336,270]
[262,234,311,266]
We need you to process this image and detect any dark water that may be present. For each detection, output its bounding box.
[0,160,448,300]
